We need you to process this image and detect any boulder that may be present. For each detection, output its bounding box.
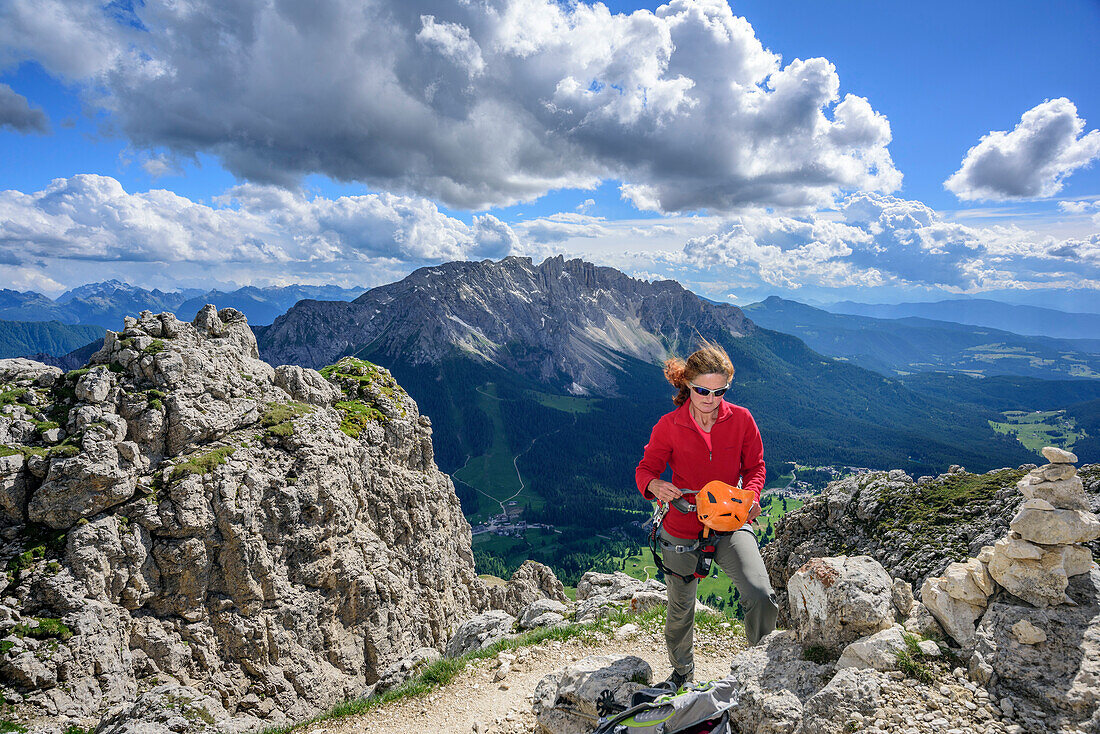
[1019,474,1090,511]
[533,654,652,734]
[445,610,516,658]
[1010,505,1100,546]
[94,683,261,734]
[574,596,622,625]
[487,560,571,618]
[725,631,834,734]
[836,624,907,671]
[1035,463,1078,482]
[787,556,895,649]
[370,647,442,695]
[1042,446,1078,464]
[273,364,342,407]
[1010,619,1047,645]
[920,576,985,647]
[988,535,1072,608]
[575,571,664,602]
[890,578,914,619]
[0,358,62,385]
[903,602,946,640]
[630,590,666,614]
[0,452,27,526]
[519,598,569,630]
[941,558,995,606]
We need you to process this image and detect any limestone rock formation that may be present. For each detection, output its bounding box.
[787,556,895,649]
[0,307,560,732]
[532,654,652,734]
[764,463,1100,628]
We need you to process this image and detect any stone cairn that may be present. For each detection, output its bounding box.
[922,446,1100,647]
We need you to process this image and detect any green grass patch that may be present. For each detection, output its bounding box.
[261,401,313,427]
[871,468,1024,559]
[0,442,77,461]
[321,357,402,399]
[260,400,313,438]
[335,399,386,438]
[895,632,936,684]
[169,445,237,482]
[524,389,596,415]
[0,721,28,733]
[14,617,72,642]
[143,339,166,355]
[0,387,27,405]
[453,383,545,523]
[989,409,1081,454]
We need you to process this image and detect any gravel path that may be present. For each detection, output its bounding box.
[301,623,745,734]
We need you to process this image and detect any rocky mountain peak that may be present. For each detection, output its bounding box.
[261,256,753,394]
[0,305,563,730]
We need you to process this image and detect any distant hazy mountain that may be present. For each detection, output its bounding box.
[0,320,104,359]
[21,338,105,371]
[0,282,365,330]
[828,298,1100,341]
[177,284,365,326]
[744,296,1100,380]
[0,289,71,323]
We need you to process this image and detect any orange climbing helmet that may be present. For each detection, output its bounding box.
[695,480,756,533]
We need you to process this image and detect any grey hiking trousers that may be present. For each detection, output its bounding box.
[659,525,779,677]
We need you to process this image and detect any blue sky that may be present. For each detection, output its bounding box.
[1,0,1098,308]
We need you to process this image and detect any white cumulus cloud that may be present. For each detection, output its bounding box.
[945,98,1100,201]
[1,0,900,213]
[0,175,519,271]
[677,193,1100,292]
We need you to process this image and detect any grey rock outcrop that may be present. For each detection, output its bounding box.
[724,631,834,734]
[532,654,652,734]
[0,307,546,730]
[94,683,261,734]
[787,556,894,650]
[763,464,1100,628]
[444,610,517,658]
[573,571,669,623]
[970,566,1100,733]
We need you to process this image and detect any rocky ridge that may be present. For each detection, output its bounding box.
[0,307,560,732]
[257,255,752,394]
[763,462,1100,623]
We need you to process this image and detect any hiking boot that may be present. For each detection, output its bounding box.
[665,669,693,690]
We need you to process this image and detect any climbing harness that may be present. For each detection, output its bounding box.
[647,488,720,584]
[647,481,754,584]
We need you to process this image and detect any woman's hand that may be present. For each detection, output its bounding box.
[647,479,683,504]
[748,500,762,523]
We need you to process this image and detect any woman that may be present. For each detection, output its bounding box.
[635,340,779,688]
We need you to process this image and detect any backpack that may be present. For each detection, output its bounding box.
[593,679,739,734]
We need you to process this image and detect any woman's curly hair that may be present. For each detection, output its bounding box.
[664,338,735,406]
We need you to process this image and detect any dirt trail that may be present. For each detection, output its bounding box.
[305,624,746,734]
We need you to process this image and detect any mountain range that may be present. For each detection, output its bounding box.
[0,280,366,331]
[828,298,1100,341]
[744,296,1100,380]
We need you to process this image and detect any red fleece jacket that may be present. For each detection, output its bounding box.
[635,400,766,539]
